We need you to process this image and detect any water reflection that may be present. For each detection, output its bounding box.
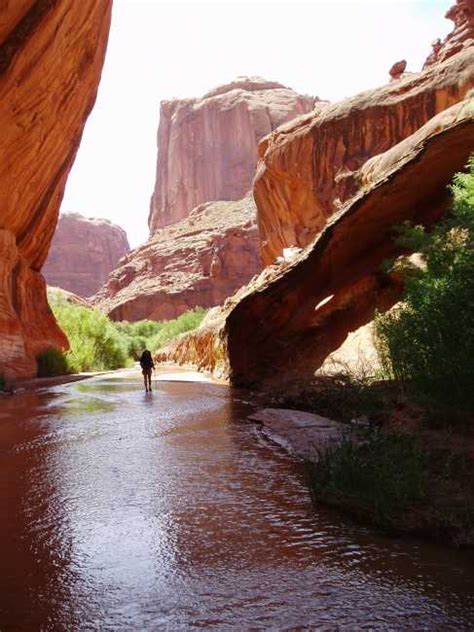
[0,375,473,630]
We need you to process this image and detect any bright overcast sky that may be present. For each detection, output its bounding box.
[62,0,453,248]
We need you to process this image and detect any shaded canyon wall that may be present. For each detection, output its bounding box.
[0,1,112,379]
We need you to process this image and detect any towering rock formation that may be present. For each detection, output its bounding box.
[94,196,260,321]
[148,77,317,232]
[43,213,130,298]
[96,78,315,321]
[0,1,112,379]
[156,4,474,387]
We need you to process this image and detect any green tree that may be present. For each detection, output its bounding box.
[375,156,474,410]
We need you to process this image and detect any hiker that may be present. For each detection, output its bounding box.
[139,349,155,392]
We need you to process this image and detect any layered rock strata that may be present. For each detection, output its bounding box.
[424,0,473,68]
[44,213,130,297]
[157,97,474,386]
[255,47,474,266]
[94,196,261,322]
[0,1,112,379]
[149,77,317,232]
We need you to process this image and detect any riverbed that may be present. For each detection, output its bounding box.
[1,370,473,630]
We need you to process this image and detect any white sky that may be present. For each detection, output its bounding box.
[62,0,453,248]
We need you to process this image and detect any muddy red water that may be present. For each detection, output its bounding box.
[1,372,474,630]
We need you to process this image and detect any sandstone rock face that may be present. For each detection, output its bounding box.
[43,213,130,297]
[0,1,112,379]
[148,77,317,232]
[389,60,407,80]
[94,196,261,322]
[424,0,473,68]
[157,97,474,387]
[255,48,474,266]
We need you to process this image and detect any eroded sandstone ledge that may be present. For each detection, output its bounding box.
[94,196,261,321]
[157,97,474,387]
[255,47,474,266]
[0,1,112,379]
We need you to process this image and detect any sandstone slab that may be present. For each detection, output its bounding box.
[248,408,347,460]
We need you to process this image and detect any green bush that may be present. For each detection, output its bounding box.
[48,294,131,373]
[47,291,208,374]
[0,374,6,391]
[307,430,426,521]
[375,156,474,411]
[36,348,69,377]
[147,307,207,352]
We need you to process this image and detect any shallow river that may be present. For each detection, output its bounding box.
[1,371,474,630]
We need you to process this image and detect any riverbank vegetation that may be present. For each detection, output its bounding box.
[274,158,474,546]
[39,291,207,376]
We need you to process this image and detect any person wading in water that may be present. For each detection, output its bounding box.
[139,349,155,393]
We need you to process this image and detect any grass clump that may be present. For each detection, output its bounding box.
[307,430,426,522]
[375,156,474,412]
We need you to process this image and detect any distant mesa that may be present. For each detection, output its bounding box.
[148,75,319,233]
[44,212,130,298]
[95,77,317,322]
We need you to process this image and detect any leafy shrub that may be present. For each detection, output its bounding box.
[148,307,207,352]
[47,291,208,373]
[36,348,69,377]
[375,156,474,411]
[48,294,130,372]
[307,430,426,521]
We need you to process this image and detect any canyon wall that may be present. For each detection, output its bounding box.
[148,77,317,232]
[94,196,260,321]
[0,1,112,379]
[157,4,474,386]
[158,97,474,386]
[97,78,315,321]
[44,213,130,297]
[255,46,474,265]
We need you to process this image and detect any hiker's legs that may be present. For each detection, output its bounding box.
[143,372,148,392]
[147,372,152,391]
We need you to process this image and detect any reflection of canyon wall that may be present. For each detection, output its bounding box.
[148,77,317,233]
[96,79,316,322]
[0,2,112,379]
[94,196,260,321]
[157,4,474,387]
[44,214,130,298]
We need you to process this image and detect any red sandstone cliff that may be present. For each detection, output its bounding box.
[156,5,474,387]
[158,96,474,386]
[96,78,315,322]
[94,196,261,321]
[0,1,112,379]
[424,0,473,68]
[148,77,317,232]
[43,213,130,298]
